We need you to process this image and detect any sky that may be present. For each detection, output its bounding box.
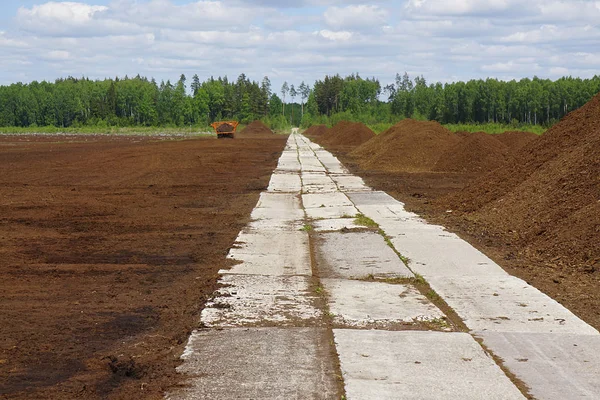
[0,0,599,91]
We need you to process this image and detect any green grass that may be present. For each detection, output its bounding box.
[444,122,546,135]
[354,214,379,228]
[367,122,395,134]
[300,224,313,232]
[426,289,441,301]
[0,125,215,135]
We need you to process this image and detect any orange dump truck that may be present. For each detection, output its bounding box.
[211,121,239,139]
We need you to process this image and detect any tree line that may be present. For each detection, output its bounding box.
[0,72,598,129]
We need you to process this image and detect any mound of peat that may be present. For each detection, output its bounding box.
[303,125,329,138]
[239,120,273,136]
[434,131,512,173]
[493,130,539,153]
[350,119,461,172]
[444,92,600,267]
[319,121,375,147]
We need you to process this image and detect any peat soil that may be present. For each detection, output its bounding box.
[0,133,287,399]
[329,147,600,333]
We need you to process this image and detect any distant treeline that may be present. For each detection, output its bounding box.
[0,72,598,130]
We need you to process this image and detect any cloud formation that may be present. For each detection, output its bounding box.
[0,0,598,90]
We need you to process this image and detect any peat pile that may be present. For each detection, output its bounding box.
[303,124,328,138]
[433,131,512,173]
[494,130,539,152]
[350,119,461,172]
[238,120,274,136]
[216,123,235,133]
[444,92,600,267]
[319,121,375,147]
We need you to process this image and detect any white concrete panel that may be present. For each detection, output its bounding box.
[316,232,413,279]
[276,160,301,173]
[267,172,302,193]
[299,156,326,173]
[323,279,445,328]
[254,191,303,211]
[224,230,311,276]
[331,174,371,192]
[169,328,338,400]
[312,218,360,232]
[302,192,354,209]
[202,275,322,327]
[347,191,401,206]
[245,218,304,231]
[389,233,509,278]
[475,332,600,400]
[430,275,599,334]
[301,172,338,193]
[304,205,360,220]
[318,154,348,174]
[334,330,525,400]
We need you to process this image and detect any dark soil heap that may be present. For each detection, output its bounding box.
[319,121,375,147]
[303,124,329,138]
[433,131,512,173]
[239,120,273,136]
[217,123,235,133]
[493,130,539,153]
[444,92,600,268]
[350,119,461,172]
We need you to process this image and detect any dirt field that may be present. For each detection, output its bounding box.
[0,133,287,399]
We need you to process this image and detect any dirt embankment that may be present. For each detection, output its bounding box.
[317,121,375,147]
[315,112,599,331]
[238,120,274,137]
[303,125,328,138]
[350,119,462,172]
[493,130,538,152]
[0,134,287,399]
[443,92,600,271]
[433,131,512,173]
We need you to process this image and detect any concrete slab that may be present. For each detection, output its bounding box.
[305,205,360,220]
[430,275,599,334]
[202,275,323,327]
[323,279,445,328]
[330,174,371,192]
[347,191,401,206]
[299,156,326,172]
[276,160,301,173]
[169,328,339,400]
[224,230,311,276]
[312,218,360,232]
[301,172,338,193]
[318,155,348,174]
[267,172,302,193]
[315,232,413,279]
[302,192,354,209]
[475,332,600,400]
[389,233,509,278]
[250,192,305,222]
[334,330,525,400]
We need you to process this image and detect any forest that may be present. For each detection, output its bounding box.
[0,72,599,131]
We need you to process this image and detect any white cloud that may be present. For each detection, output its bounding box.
[16,2,140,36]
[404,0,527,16]
[324,5,388,30]
[316,29,353,41]
[1,0,599,89]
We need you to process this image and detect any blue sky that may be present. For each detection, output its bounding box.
[0,0,599,92]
